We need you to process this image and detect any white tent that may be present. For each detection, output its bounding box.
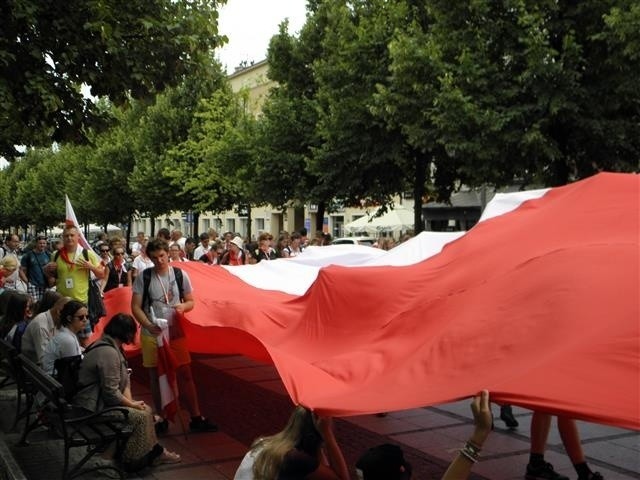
[49,224,121,235]
[343,205,414,235]
[87,224,122,233]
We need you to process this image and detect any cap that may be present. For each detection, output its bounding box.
[355,444,411,480]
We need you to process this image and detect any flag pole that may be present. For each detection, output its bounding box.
[172,379,189,442]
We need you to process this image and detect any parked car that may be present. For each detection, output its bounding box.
[331,236,376,246]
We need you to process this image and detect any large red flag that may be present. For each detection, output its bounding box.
[92,173,640,429]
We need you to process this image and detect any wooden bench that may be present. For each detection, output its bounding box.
[17,353,134,480]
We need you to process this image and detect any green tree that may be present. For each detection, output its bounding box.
[260,17,330,231]
[175,87,258,237]
[80,116,138,230]
[406,0,639,190]
[1,0,226,159]
[13,147,68,231]
[129,71,224,234]
[311,0,413,225]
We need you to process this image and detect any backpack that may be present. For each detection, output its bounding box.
[53,342,112,401]
[141,266,184,311]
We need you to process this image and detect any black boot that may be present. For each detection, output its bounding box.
[500,405,519,428]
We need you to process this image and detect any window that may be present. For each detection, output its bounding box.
[226,219,236,234]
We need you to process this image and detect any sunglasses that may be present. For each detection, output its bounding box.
[114,252,124,256]
[74,314,89,320]
[100,249,110,253]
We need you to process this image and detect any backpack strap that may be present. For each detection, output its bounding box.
[142,268,153,312]
[174,267,184,302]
[142,266,184,312]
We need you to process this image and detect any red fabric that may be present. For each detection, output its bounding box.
[156,332,179,421]
[95,173,639,429]
[89,287,141,357]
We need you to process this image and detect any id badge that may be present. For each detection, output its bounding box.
[65,277,74,289]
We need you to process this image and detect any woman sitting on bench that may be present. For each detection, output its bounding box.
[74,313,181,471]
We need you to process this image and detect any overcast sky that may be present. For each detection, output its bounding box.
[215,0,308,73]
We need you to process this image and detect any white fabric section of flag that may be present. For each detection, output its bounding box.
[223,188,551,296]
[478,188,549,222]
[65,194,91,250]
[156,329,178,421]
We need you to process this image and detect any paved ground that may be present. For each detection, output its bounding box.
[1,353,638,480]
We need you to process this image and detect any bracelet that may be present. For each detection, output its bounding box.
[465,440,481,455]
[459,442,481,463]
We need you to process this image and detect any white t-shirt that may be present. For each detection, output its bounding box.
[42,327,82,375]
[234,449,258,480]
[132,255,154,273]
[193,245,211,261]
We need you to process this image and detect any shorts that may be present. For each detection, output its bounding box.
[140,334,191,368]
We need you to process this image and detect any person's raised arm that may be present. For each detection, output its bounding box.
[442,390,493,480]
[308,416,350,480]
[100,264,110,294]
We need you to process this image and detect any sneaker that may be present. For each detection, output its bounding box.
[580,473,604,480]
[153,449,181,466]
[500,405,519,428]
[189,416,218,433]
[525,461,570,480]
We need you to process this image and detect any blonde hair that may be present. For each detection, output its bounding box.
[251,406,322,479]
[0,256,18,271]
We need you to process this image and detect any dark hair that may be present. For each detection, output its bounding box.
[103,313,137,344]
[295,408,324,455]
[185,237,195,245]
[157,228,171,240]
[59,300,86,327]
[32,290,62,316]
[199,232,209,241]
[0,293,30,338]
[0,290,20,317]
[299,228,307,236]
[36,235,48,241]
[146,238,169,254]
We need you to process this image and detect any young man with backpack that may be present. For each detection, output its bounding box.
[130,238,217,434]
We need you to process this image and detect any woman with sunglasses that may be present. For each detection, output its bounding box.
[101,247,130,293]
[42,300,87,375]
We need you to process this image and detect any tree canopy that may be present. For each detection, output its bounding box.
[0,0,226,159]
[0,0,637,235]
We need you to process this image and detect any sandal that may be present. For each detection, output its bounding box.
[153,449,181,466]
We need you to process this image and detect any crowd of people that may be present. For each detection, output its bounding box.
[0,228,604,479]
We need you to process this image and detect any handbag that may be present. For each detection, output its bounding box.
[88,279,106,327]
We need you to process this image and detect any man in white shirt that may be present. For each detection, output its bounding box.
[130,232,146,258]
[193,233,211,262]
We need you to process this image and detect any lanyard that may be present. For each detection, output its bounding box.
[155,270,171,304]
